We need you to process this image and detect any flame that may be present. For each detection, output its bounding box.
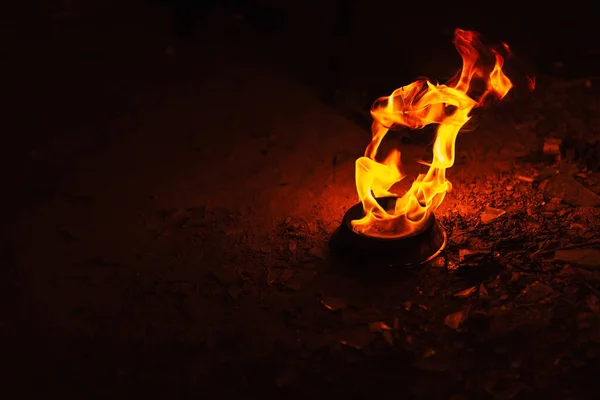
[352,29,514,238]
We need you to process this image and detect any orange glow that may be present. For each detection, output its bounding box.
[352,29,514,238]
[527,75,536,91]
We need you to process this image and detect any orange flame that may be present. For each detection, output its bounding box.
[352,29,513,238]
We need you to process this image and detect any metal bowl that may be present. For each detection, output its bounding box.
[329,196,446,268]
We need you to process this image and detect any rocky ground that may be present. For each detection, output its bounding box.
[4,2,600,399]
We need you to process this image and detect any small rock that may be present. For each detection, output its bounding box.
[454,286,477,298]
[569,223,586,231]
[320,296,347,311]
[450,231,468,245]
[521,281,553,302]
[515,174,534,183]
[340,327,373,350]
[382,330,394,345]
[428,256,446,268]
[289,240,297,252]
[557,264,575,277]
[479,283,489,297]
[543,138,562,155]
[554,247,600,268]
[444,306,471,330]
[481,207,506,224]
[260,246,272,254]
[543,174,600,207]
[459,249,473,262]
[266,269,280,285]
[455,251,497,281]
[368,321,391,332]
[545,197,566,212]
[308,246,327,260]
[587,294,600,313]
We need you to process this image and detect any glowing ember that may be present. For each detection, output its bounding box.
[352,29,514,238]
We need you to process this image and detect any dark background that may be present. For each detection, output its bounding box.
[3,0,600,398]
[3,0,598,217]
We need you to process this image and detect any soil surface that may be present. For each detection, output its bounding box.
[4,2,600,399]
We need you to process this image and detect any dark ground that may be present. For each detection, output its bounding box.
[4,1,600,398]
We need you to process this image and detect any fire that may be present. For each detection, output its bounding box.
[352,29,513,238]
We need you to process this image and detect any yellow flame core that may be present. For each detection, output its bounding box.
[352,29,513,238]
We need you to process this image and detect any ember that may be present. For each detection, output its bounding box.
[352,29,513,239]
